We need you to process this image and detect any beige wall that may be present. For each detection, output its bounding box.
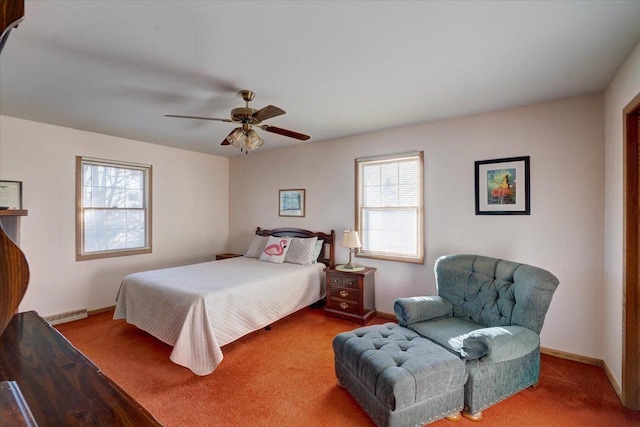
[0,116,229,317]
[603,41,640,387]
[229,93,605,359]
[0,80,618,369]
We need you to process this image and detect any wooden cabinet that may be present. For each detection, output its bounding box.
[324,267,376,325]
[215,253,243,260]
[0,311,161,426]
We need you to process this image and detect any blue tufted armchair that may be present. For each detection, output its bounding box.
[394,254,559,420]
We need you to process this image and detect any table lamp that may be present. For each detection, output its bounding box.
[341,230,362,269]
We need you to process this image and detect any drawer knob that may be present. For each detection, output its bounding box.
[348,281,354,286]
[340,302,349,310]
[339,290,349,297]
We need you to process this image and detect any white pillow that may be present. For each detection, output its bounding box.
[284,237,318,265]
[312,239,324,264]
[245,235,268,258]
[259,236,292,264]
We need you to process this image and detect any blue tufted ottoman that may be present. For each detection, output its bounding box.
[333,323,466,427]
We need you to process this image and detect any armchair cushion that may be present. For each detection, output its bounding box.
[394,296,453,326]
[409,317,483,355]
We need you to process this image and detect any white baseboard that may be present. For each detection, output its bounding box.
[44,309,88,325]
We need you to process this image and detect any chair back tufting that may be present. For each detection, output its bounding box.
[434,254,559,334]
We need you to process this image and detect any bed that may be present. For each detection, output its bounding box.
[113,227,335,375]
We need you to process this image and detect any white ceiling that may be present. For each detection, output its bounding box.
[1,1,640,157]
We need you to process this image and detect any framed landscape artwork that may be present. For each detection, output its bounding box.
[475,156,530,215]
[279,189,305,217]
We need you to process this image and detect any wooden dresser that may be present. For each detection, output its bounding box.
[0,311,161,426]
[324,266,376,325]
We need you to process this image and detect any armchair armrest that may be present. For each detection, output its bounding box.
[393,296,453,326]
[460,325,539,362]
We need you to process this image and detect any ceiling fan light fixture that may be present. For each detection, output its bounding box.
[245,129,264,151]
[226,127,244,148]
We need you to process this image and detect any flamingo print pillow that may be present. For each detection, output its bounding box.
[259,236,292,264]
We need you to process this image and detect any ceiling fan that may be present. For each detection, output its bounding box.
[165,90,310,153]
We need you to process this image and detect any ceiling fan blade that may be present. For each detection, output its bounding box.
[252,105,286,122]
[260,125,310,141]
[165,114,233,123]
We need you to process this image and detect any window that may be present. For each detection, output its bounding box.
[356,151,424,264]
[76,156,152,260]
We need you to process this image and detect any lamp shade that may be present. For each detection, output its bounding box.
[341,230,350,247]
[245,129,264,151]
[226,127,244,148]
[341,230,361,249]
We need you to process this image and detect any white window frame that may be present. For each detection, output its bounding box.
[76,156,152,261]
[355,151,424,264]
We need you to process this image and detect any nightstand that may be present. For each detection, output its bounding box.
[324,266,376,325]
[215,253,243,260]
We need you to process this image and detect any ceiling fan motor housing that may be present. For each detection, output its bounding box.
[231,107,258,123]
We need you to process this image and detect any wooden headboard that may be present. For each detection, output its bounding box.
[255,227,335,267]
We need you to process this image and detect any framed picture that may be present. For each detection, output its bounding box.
[0,180,22,209]
[279,189,305,217]
[475,156,530,215]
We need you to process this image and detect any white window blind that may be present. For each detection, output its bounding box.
[356,152,424,263]
[76,156,152,260]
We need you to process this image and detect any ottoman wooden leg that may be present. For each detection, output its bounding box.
[445,412,461,421]
[462,410,483,421]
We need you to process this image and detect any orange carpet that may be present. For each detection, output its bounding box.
[56,308,640,426]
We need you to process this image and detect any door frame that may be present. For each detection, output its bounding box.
[623,91,640,410]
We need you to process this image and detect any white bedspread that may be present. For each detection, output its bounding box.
[113,256,326,375]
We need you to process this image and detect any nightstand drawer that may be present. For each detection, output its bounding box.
[327,274,359,289]
[329,286,359,302]
[327,299,359,314]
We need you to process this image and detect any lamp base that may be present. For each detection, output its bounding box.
[336,265,365,272]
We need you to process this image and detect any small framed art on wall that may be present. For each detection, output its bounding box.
[0,181,22,209]
[279,189,305,217]
[475,156,530,215]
